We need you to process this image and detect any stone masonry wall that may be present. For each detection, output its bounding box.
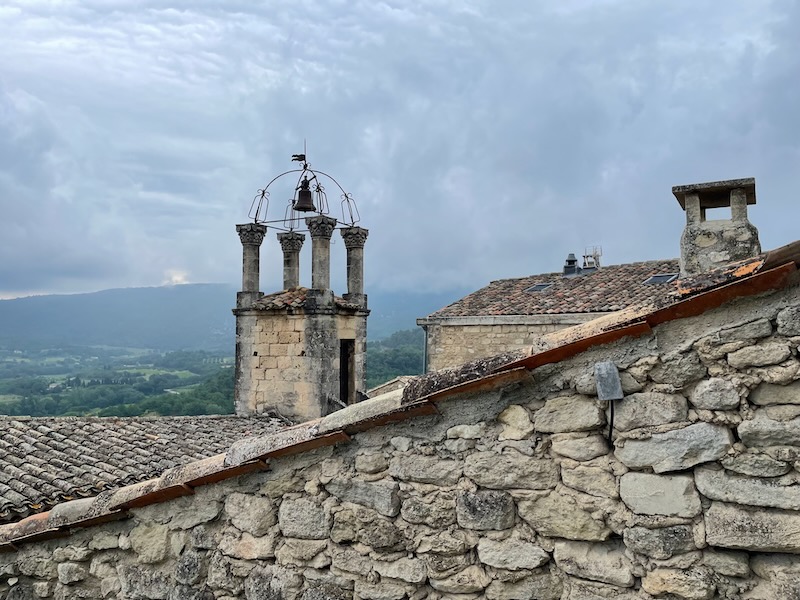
[3,285,800,599]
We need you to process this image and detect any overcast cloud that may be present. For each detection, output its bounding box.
[1,1,798,299]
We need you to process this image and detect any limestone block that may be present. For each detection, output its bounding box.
[534,395,605,433]
[463,451,558,490]
[455,490,515,530]
[485,571,562,600]
[118,565,172,600]
[619,473,701,517]
[56,562,88,585]
[400,491,457,528]
[615,422,733,473]
[623,525,695,559]
[497,405,534,440]
[738,414,800,447]
[561,465,618,498]
[219,531,277,560]
[562,579,642,600]
[614,392,688,431]
[389,455,462,486]
[324,479,400,517]
[129,523,169,563]
[550,434,609,461]
[649,352,707,388]
[416,529,476,556]
[641,567,715,600]
[751,554,800,599]
[777,305,800,336]
[749,380,800,406]
[89,532,119,551]
[278,498,330,540]
[52,546,93,562]
[354,580,410,600]
[695,466,800,510]
[554,539,634,587]
[702,548,750,578]
[751,360,800,385]
[446,424,484,439]
[476,534,550,570]
[690,378,740,410]
[728,342,791,369]
[429,565,491,594]
[423,551,472,579]
[373,557,427,584]
[720,452,791,477]
[357,513,406,551]
[224,493,276,536]
[705,501,800,552]
[355,453,388,474]
[517,492,611,541]
[330,545,372,577]
[275,538,328,567]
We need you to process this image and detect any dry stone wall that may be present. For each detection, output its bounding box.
[3,286,800,599]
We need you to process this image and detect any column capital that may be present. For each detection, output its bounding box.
[277,231,305,253]
[305,215,337,240]
[340,226,369,249]
[236,222,267,246]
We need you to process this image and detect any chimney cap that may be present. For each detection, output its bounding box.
[672,177,756,210]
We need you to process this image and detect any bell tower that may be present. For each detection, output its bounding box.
[233,153,369,422]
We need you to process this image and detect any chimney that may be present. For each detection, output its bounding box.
[306,215,337,290]
[235,223,267,307]
[277,231,305,289]
[672,178,760,277]
[563,253,580,276]
[341,226,369,306]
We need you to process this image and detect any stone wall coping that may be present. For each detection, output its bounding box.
[0,240,798,552]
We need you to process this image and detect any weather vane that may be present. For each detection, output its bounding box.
[248,143,360,231]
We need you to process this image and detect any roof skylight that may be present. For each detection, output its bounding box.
[643,273,678,285]
[525,283,553,293]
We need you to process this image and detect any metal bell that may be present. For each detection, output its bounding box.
[293,177,316,212]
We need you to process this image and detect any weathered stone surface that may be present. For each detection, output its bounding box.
[455,490,515,530]
[690,378,740,410]
[695,466,800,510]
[623,525,695,559]
[485,572,562,600]
[389,455,462,485]
[563,579,642,600]
[416,529,476,556]
[278,498,330,540]
[357,513,406,551]
[649,352,706,388]
[750,381,800,406]
[329,545,372,577]
[705,502,800,553]
[518,492,611,541]
[224,493,276,536]
[129,523,169,564]
[118,565,171,600]
[353,580,408,600]
[373,557,426,584]
[702,548,750,577]
[615,422,733,473]
[429,565,491,594]
[89,532,119,551]
[718,318,773,343]
[534,395,605,433]
[56,562,87,585]
[720,452,792,477]
[325,478,400,517]
[750,554,800,600]
[464,451,557,490]
[174,551,204,585]
[614,392,688,431]
[554,540,634,587]
[777,305,800,336]
[447,424,484,439]
[550,434,609,461]
[219,531,276,560]
[275,538,327,565]
[619,473,701,517]
[497,404,534,440]
[477,534,550,570]
[641,567,715,600]
[738,415,800,447]
[400,491,457,528]
[728,342,791,369]
[355,453,388,474]
[561,465,618,498]
[52,546,92,562]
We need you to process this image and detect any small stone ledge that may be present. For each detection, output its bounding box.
[318,389,404,434]
[224,421,321,467]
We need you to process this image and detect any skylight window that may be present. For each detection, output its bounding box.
[644,273,678,285]
[525,283,553,293]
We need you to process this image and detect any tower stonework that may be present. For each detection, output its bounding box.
[233,220,369,422]
[673,178,761,277]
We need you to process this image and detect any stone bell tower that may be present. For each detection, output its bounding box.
[672,177,761,277]
[232,156,369,422]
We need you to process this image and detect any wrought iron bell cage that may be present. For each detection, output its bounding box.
[248,153,361,232]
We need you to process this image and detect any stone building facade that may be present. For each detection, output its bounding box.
[2,239,800,599]
[419,178,762,372]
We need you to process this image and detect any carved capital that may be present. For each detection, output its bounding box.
[340,226,369,250]
[277,231,305,253]
[236,223,267,246]
[305,216,337,240]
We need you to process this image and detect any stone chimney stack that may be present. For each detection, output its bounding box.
[341,226,369,307]
[673,178,761,277]
[306,215,337,290]
[277,232,305,289]
[235,223,267,308]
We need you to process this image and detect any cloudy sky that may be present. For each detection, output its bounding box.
[1,0,798,300]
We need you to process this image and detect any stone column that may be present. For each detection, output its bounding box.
[305,216,337,291]
[235,223,267,307]
[341,226,369,303]
[730,187,748,222]
[684,193,702,225]
[277,232,305,289]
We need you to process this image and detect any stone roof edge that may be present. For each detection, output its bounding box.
[417,312,608,327]
[1,241,798,552]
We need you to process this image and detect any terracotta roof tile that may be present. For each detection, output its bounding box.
[425,259,681,318]
[0,415,284,523]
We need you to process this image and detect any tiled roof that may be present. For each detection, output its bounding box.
[425,259,681,318]
[252,287,362,312]
[0,415,284,523]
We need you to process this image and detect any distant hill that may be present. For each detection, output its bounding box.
[0,284,464,351]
